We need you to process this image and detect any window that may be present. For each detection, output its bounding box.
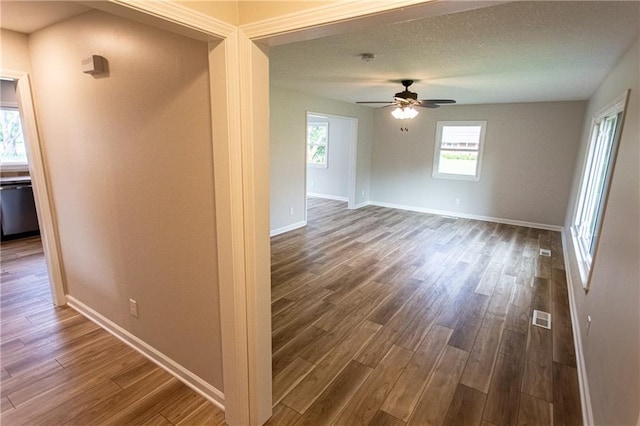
[571,91,628,290]
[307,121,329,168]
[0,107,28,170]
[433,121,486,181]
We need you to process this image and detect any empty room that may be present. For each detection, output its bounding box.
[1,1,638,426]
[268,2,639,425]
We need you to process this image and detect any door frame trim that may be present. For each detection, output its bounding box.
[2,69,66,307]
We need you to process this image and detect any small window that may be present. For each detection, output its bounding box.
[433,121,486,181]
[307,121,329,168]
[0,107,28,170]
[571,91,628,290]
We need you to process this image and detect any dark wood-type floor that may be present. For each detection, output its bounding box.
[0,237,225,426]
[268,198,582,426]
[0,199,583,426]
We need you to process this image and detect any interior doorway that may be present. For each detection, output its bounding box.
[304,111,358,223]
[1,71,65,306]
[0,79,39,240]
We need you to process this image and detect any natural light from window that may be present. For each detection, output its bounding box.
[307,121,329,169]
[571,91,627,290]
[1,108,27,167]
[433,121,486,181]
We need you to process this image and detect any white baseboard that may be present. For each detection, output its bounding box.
[350,201,371,210]
[560,231,594,426]
[307,192,348,202]
[66,295,225,411]
[270,220,307,237]
[368,201,563,232]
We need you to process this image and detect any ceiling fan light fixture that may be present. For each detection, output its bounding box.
[392,106,419,119]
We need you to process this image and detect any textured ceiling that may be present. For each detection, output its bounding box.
[270,1,640,106]
[0,1,90,34]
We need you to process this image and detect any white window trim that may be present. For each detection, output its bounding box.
[432,120,486,181]
[307,121,329,169]
[571,90,629,292]
[0,104,29,172]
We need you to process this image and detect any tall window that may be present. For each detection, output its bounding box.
[0,107,28,170]
[572,91,628,289]
[433,121,486,181]
[307,121,329,168]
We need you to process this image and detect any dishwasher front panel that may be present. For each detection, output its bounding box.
[0,184,40,236]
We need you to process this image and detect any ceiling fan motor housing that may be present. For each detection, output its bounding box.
[395,79,418,102]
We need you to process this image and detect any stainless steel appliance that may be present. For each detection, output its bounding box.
[0,178,39,238]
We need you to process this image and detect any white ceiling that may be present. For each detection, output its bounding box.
[0,1,90,34]
[2,1,637,106]
[270,1,640,106]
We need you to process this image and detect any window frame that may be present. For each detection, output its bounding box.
[571,90,629,292]
[0,104,29,172]
[432,120,487,181]
[306,120,329,169]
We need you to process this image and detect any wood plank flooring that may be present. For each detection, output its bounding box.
[0,199,583,425]
[0,237,225,426]
[269,197,582,426]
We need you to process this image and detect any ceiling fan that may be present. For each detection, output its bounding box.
[357,80,456,119]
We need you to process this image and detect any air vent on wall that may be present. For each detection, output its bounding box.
[532,309,552,329]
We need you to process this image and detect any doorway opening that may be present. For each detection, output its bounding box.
[0,72,65,306]
[304,111,358,223]
[1,78,40,242]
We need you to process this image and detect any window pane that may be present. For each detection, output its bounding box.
[0,109,27,164]
[307,122,328,166]
[441,126,482,150]
[434,123,484,179]
[438,150,478,175]
[308,124,328,146]
[307,144,326,165]
[573,112,619,258]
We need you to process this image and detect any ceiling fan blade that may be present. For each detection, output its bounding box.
[416,103,440,109]
[356,101,394,104]
[420,99,457,104]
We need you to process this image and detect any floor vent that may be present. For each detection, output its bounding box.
[539,248,551,257]
[532,310,552,329]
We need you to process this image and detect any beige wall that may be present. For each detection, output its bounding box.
[371,101,586,227]
[564,38,639,425]
[270,86,373,231]
[1,29,33,73]
[28,10,223,389]
[177,1,239,25]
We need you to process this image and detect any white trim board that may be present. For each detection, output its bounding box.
[107,0,235,38]
[368,201,564,232]
[350,201,371,210]
[561,231,594,426]
[270,221,307,237]
[307,193,348,202]
[66,296,225,411]
[240,1,505,45]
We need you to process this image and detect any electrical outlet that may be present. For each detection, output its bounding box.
[455,198,460,205]
[361,190,365,197]
[289,207,294,216]
[129,298,138,318]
